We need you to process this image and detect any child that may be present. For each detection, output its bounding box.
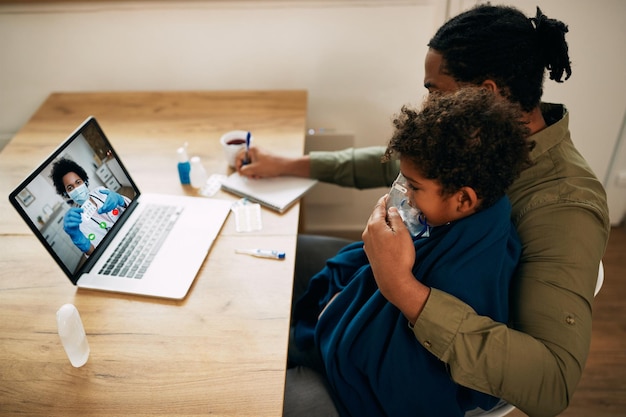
[289,87,534,417]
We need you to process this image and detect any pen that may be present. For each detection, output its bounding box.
[235,249,286,260]
[243,131,251,165]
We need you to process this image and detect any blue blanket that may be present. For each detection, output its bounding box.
[292,196,521,417]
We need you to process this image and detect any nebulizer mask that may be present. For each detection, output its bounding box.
[386,173,430,238]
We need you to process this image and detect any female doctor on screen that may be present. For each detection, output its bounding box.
[50,158,130,256]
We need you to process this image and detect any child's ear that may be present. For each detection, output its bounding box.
[456,187,480,214]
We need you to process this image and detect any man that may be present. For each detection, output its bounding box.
[238,5,610,416]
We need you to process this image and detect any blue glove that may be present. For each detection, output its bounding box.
[63,207,91,253]
[98,189,125,214]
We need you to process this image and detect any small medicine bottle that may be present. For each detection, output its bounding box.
[189,156,208,189]
[56,304,90,367]
[177,146,191,185]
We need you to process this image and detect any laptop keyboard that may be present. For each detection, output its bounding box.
[99,204,183,279]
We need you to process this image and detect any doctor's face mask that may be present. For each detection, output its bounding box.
[63,171,90,205]
[68,183,90,205]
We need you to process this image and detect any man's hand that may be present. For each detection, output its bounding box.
[362,195,430,324]
[235,146,311,179]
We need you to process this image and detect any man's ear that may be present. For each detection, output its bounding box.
[481,79,499,94]
[456,187,481,214]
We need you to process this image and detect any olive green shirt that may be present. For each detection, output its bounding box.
[309,104,610,417]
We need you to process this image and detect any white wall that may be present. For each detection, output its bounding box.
[1,0,624,230]
[0,0,443,138]
[605,111,626,225]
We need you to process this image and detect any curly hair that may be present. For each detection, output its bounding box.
[384,88,534,210]
[428,5,571,112]
[50,158,89,196]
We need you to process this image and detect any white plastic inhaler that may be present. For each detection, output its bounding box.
[56,304,90,367]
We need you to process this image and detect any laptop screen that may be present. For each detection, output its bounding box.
[9,117,140,282]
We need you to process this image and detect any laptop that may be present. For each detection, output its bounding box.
[9,116,232,300]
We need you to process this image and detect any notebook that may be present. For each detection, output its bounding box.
[8,116,232,300]
[220,172,317,213]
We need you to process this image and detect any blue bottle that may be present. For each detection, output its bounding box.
[177,146,191,185]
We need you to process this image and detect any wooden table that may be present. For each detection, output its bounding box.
[0,91,308,416]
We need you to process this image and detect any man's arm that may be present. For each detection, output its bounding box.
[309,147,398,189]
[238,146,398,189]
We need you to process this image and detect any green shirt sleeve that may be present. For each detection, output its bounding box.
[309,146,399,189]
